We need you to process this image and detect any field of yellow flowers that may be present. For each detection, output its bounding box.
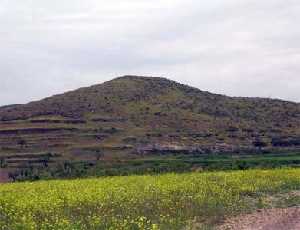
[0,169,300,229]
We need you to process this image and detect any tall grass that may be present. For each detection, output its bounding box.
[1,169,300,229]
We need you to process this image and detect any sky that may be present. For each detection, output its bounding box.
[1,0,300,106]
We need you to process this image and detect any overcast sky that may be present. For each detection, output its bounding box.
[1,0,300,106]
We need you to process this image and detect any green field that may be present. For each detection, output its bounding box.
[13,152,300,181]
[1,168,300,229]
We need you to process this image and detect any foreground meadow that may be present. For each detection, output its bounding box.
[1,169,300,229]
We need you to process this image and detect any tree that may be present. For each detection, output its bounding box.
[253,138,268,150]
[0,158,7,168]
[95,150,104,161]
[17,139,27,148]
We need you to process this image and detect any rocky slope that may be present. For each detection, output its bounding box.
[0,76,299,174]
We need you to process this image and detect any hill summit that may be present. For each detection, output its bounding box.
[0,76,300,178]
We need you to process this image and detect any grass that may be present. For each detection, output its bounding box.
[11,152,300,181]
[1,168,300,229]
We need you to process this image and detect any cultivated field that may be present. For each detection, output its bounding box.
[1,169,300,229]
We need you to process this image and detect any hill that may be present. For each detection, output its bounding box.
[0,75,300,180]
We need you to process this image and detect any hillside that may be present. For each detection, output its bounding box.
[0,75,300,180]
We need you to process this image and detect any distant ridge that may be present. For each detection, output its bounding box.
[0,104,22,110]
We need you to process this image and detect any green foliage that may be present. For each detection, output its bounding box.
[11,153,300,181]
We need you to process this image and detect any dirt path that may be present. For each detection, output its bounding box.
[218,207,300,230]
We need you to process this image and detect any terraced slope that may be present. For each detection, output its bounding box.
[0,76,299,178]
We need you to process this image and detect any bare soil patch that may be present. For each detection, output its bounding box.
[218,207,300,230]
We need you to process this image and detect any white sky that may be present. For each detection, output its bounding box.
[1,0,300,105]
